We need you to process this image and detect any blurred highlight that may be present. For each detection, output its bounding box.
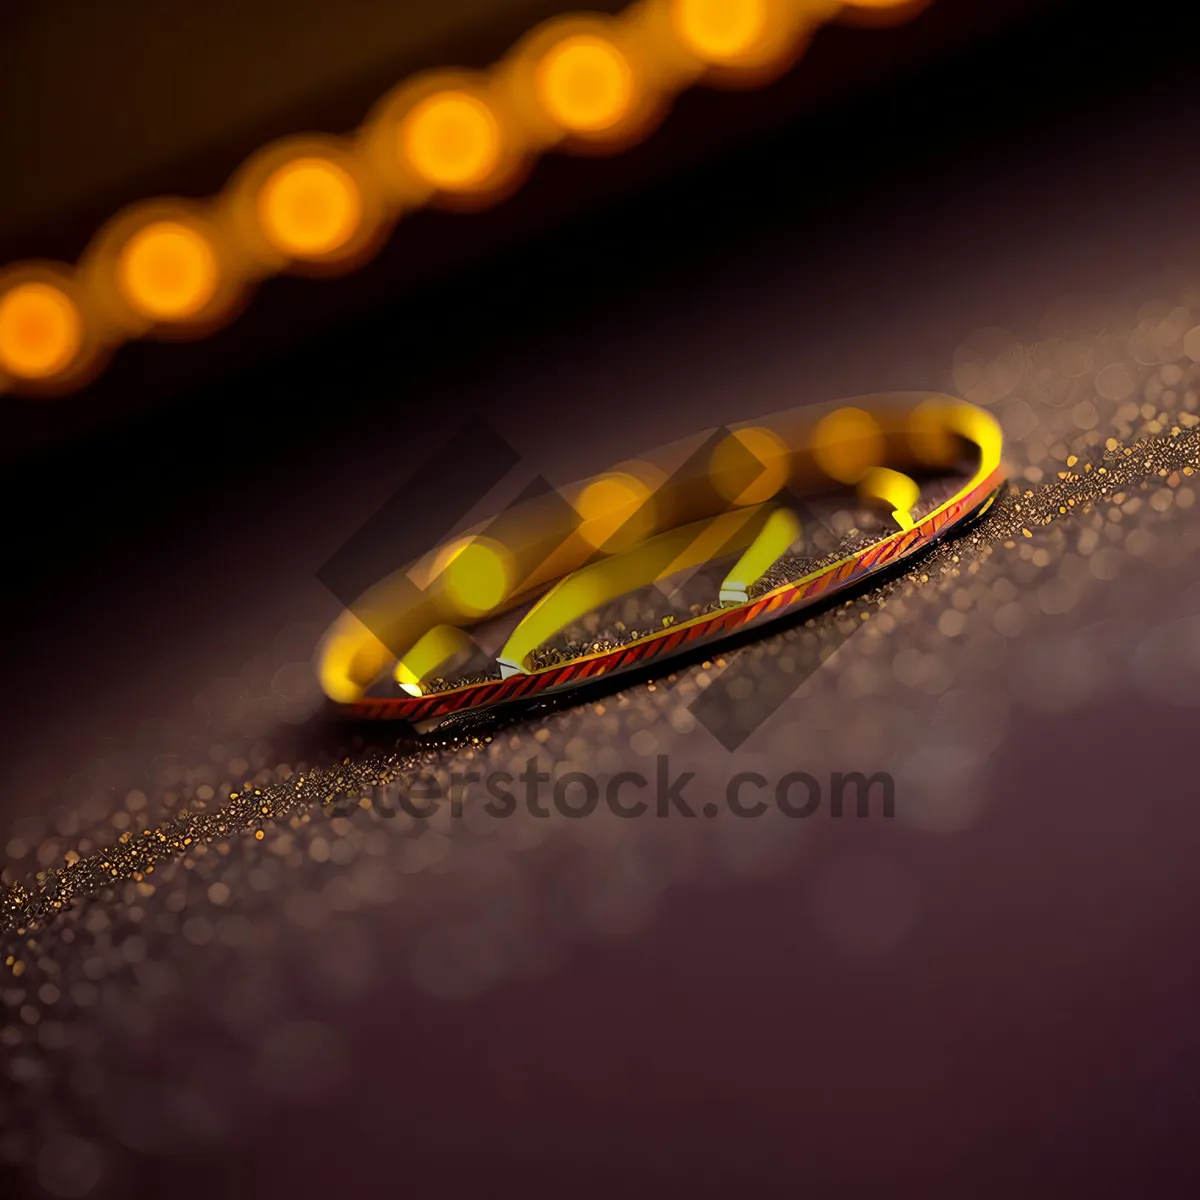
[115,221,219,322]
[668,0,828,82]
[257,157,363,259]
[671,0,772,62]
[439,536,517,617]
[812,406,885,483]
[0,0,936,394]
[0,281,83,381]
[534,33,637,134]
[711,425,790,505]
[401,91,505,191]
[573,471,658,551]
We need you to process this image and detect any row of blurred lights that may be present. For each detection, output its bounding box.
[0,0,929,396]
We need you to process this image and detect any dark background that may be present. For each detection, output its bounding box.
[4,0,1200,1195]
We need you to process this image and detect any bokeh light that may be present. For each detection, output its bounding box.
[439,537,516,617]
[906,397,962,467]
[0,280,83,381]
[711,425,790,505]
[401,91,504,191]
[534,34,637,133]
[573,471,656,550]
[115,221,219,322]
[257,157,363,259]
[812,406,885,484]
[837,0,935,28]
[0,0,932,394]
[670,0,770,63]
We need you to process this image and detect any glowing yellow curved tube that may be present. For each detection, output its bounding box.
[497,504,770,675]
[317,393,1004,703]
[394,625,481,696]
[718,505,800,603]
[857,466,920,530]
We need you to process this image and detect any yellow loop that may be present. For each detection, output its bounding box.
[858,466,920,530]
[720,505,800,603]
[394,626,479,696]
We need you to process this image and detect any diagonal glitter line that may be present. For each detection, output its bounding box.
[1,746,436,938]
[3,428,1197,939]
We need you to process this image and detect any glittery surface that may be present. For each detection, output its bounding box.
[5,273,1200,1195]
